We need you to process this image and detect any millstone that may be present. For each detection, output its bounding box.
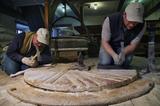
[24,64,138,92]
[7,64,154,105]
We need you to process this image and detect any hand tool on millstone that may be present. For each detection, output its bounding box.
[68,52,93,71]
[119,29,125,65]
[119,41,125,65]
[78,52,85,67]
[10,54,38,78]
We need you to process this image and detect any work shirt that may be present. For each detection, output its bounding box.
[6,32,52,65]
[102,16,146,45]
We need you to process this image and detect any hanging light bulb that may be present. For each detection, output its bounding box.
[93,3,98,10]
[62,5,65,13]
[138,0,144,3]
[131,0,137,3]
[130,0,143,3]
[90,3,98,10]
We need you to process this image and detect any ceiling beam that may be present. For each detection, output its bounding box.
[68,0,117,5]
[65,0,81,18]
[64,0,88,34]
[144,1,160,18]
[13,0,44,7]
[117,0,125,12]
[0,4,23,19]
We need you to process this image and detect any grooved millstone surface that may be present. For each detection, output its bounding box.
[23,64,138,92]
[7,64,154,105]
[8,79,154,105]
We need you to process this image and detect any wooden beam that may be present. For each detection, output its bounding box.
[44,0,49,29]
[117,0,125,12]
[0,5,23,19]
[144,2,160,18]
[68,0,116,4]
[65,0,81,18]
[49,0,61,27]
[64,0,88,34]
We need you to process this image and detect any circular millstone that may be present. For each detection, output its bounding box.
[8,79,154,105]
[23,64,138,92]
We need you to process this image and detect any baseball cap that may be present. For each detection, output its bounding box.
[36,28,49,45]
[125,3,144,23]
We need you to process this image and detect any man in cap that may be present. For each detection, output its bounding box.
[1,28,52,75]
[98,2,146,68]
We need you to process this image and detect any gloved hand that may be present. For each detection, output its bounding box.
[112,54,120,65]
[30,59,38,67]
[118,51,125,65]
[21,57,38,67]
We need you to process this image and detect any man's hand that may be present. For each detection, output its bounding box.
[21,57,38,67]
[112,54,120,65]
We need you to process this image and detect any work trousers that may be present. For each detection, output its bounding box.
[98,47,133,68]
[1,54,28,75]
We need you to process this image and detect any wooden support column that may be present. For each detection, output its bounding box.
[44,0,49,29]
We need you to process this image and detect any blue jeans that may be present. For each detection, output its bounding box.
[1,54,28,75]
[98,47,133,67]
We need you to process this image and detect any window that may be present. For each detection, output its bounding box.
[16,23,30,34]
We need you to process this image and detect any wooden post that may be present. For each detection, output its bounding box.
[44,0,49,29]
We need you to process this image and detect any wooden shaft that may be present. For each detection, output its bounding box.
[44,0,49,29]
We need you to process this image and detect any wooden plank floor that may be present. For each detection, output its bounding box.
[0,71,36,106]
[1,70,160,106]
[0,57,160,106]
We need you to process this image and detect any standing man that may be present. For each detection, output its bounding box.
[98,3,146,68]
[1,28,52,75]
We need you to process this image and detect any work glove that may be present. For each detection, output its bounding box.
[118,51,125,65]
[112,54,120,65]
[21,57,38,67]
[30,59,38,67]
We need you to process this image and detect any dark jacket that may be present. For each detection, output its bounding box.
[6,32,52,66]
[108,13,144,51]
